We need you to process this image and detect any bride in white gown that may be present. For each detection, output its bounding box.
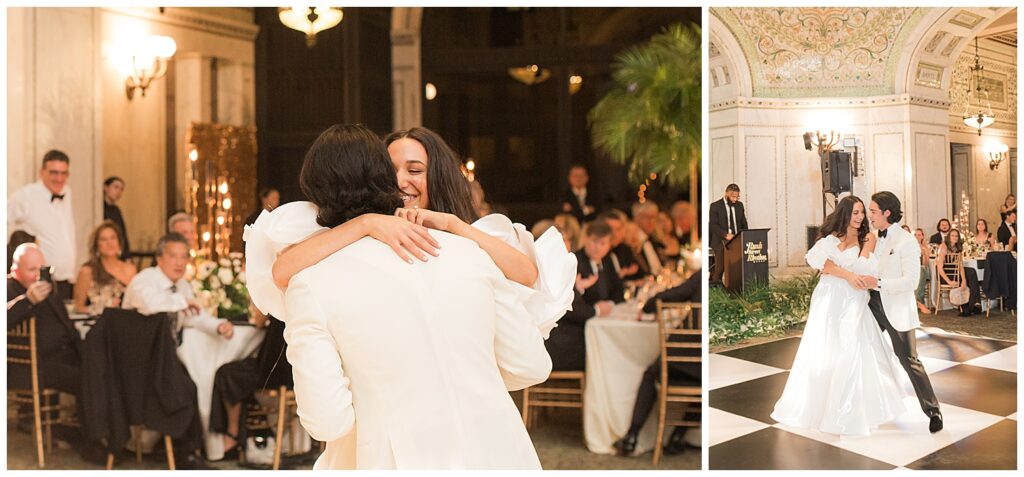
[771,196,909,437]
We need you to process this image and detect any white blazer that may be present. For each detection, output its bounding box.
[874,224,922,331]
[283,231,552,470]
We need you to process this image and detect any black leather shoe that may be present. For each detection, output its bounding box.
[613,432,638,456]
[929,414,943,433]
[663,428,689,455]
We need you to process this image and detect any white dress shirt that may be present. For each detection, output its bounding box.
[7,181,77,281]
[642,240,663,275]
[122,266,225,337]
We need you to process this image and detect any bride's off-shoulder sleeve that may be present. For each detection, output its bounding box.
[472,214,578,339]
[243,201,326,320]
[805,235,839,270]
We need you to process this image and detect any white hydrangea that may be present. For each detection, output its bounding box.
[217,268,234,285]
[197,261,216,281]
[209,275,221,289]
[236,271,246,284]
[219,258,231,268]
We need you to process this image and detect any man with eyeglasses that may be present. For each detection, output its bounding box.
[8,150,77,300]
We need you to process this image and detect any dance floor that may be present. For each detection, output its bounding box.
[708,328,1017,470]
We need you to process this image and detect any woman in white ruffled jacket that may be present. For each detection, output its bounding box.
[245,126,578,469]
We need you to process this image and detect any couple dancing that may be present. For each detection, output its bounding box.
[244,124,578,469]
[772,192,943,437]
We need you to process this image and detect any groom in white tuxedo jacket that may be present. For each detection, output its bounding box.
[861,192,942,433]
[281,124,552,469]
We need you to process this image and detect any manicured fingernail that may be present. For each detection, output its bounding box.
[407,259,414,264]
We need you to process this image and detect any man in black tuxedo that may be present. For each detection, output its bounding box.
[7,243,82,395]
[929,218,951,245]
[708,184,747,283]
[545,221,621,371]
[561,164,597,223]
[997,210,1016,251]
[598,210,641,280]
[614,269,702,456]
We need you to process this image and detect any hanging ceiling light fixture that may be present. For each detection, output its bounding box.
[962,37,995,136]
[508,65,551,85]
[279,7,344,48]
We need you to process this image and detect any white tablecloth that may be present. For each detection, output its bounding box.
[177,326,265,460]
[583,303,661,455]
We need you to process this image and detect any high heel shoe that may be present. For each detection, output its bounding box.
[613,432,638,456]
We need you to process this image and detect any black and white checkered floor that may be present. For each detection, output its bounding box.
[709,328,1017,470]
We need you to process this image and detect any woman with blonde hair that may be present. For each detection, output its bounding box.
[552,213,582,252]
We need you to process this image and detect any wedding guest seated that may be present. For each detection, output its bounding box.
[167,212,199,253]
[972,219,995,252]
[622,221,658,280]
[245,187,281,227]
[929,218,951,245]
[598,210,641,280]
[530,219,554,240]
[576,220,625,305]
[613,270,702,456]
[997,210,1016,251]
[552,213,582,252]
[936,229,981,316]
[73,221,136,315]
[632,202,665,274]
[913,228,931,314]
[655,211,681,262]
[544,222,616,372]
[669,200,695,245]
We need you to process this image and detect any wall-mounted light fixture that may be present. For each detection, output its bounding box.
[986,143,1009,170]
[803,130,842,156]
[125,35,177,100]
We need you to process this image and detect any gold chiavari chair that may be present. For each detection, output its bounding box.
[934,253,963,314]
[519,371,585,430]
[7,317,77,468]
[242,385,300,469]
[652,301,702,466]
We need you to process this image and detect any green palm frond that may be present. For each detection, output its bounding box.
[588,23,701,188]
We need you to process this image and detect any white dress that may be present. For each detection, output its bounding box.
[770,235,909,437]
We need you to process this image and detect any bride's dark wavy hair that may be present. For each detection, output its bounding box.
[818,195,870,249]
[384,127,478,224]
[300,124,404,228]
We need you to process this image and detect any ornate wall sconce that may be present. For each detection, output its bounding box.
[125,35,177,100]
[986,143,1009,170]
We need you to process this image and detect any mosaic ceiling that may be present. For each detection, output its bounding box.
[714,7,926,97]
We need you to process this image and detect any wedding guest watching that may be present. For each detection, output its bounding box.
[73,221,137,315]
[656,211,681,261]
[545,221,618,371]
[8,150,77,300]
[168,212,198,252]
[597,209,640,279]
[972,219,996,251]
[708,183,747,283]
[122,233,233,339]
[102,176,131,260]
[999,194,1016,222]
[562,164,597,223]
[670,200,695,245]
[245,187,281,227]
[553,213,582,252]
[997,210,1016,251]
[914,228,931,314]
[530,219,554,240]
[632,202,665,275]
[614,269,702,456]
[936,229,981,317]
[929,218,951,245]
[622,221,653,280]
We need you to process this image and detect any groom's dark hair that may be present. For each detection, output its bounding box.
[300,124,403,228]
[871,191,902,224]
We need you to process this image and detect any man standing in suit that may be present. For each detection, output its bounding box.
[708,184,747,283]
[562,164,597,223]
[929,218,951,245]
[997,210,1016,251]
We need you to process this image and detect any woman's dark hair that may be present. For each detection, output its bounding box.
[300,124,403,228]
[384,127,478,224]
[84,221,126,286]
[818,195,869,249]
[7,230,37,273]
[976,219,989,234]
[871,191,902,224]
[945,228,963,254]
[103,176,123,187]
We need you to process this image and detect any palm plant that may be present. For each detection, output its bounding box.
[588,23,701,188]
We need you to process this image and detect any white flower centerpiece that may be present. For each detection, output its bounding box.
[188,252,250,320]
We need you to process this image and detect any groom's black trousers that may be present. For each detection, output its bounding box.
[868,290,941,418]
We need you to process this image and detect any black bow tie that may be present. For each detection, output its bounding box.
[878,229,887,238]
[51,193,65,202]
[169,284,178,293]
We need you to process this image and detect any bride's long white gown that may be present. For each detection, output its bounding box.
[771,235,909,437]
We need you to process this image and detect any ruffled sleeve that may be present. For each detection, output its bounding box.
[805,235,840,271]
[243,201,326,320]
[472,214,578,339]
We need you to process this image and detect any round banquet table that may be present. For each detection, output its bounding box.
[583,302,663,455]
